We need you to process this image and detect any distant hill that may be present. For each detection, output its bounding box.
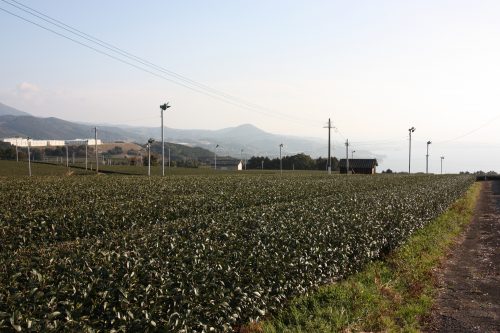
[0,115,145,142]
[0,103,31,116]
[128,123,334,158]
[0,103,350,159]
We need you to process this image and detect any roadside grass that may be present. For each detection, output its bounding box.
[254,182,481,333]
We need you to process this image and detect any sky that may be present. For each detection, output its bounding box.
[1,0,499,173]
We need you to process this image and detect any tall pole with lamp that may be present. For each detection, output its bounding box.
[408,127,416,174]
[160,102,171,176]
[426,141,432,174]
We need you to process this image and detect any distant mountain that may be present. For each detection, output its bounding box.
[0,103,31,116]
[0,104,353,159]
[0,115,144,142]
[128,123,335,158]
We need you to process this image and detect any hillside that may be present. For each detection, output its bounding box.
[0,115,145,142]
[0,103,30,116]
[0,104,344,160]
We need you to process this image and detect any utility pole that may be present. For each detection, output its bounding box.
[323,118,333,174]
[408,127,415,174]
[65,144,69,167]
[94,127,98,174]
[279,143,283,175]
[241,149,243,169]
[15,136,19,162]
[160,102,171,176]
[261,159,264,170]
[440,156,444,175]
[214,144,219,170]
[147,138,154,177]
[27,137,32,177]
[426,141,432,174]
[85,140,88,170]
[345,139,349,174]
[168,147,171,168]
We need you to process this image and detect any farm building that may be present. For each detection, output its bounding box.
[213,158,240,171]
[339,159,378,174]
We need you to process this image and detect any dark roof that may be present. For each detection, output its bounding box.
[338,159,378,169]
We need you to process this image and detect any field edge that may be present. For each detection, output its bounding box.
[247,182,482,333]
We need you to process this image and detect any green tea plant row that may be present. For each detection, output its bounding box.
[1,175,425,253]
[0,175,474,331]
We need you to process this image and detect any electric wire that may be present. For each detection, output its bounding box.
[0,0,323,128]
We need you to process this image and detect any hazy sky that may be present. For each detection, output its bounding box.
[1,0,499,172]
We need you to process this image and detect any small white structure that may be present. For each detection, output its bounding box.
[47,140,66,146]
[237,161,243,171]
[1,137,102,147]
[65,139,102,146]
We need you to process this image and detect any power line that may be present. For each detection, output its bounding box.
[434,114,500,145]
[0,0,323,129]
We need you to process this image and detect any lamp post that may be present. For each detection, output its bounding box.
[440,156,444,175]
[426,141,432,174]
[27,137,32,177]
[214,144,219,170]
[15,136,19,162]
[85,139,88,170]
[279,143,283,175]
[240,149,243,170]
[352,150,356,159]
[160,102,171,176]
[94,127,98,174]
[147,138,154,177]
[408,127,415,174]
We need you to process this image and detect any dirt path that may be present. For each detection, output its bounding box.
[427,181,500,332]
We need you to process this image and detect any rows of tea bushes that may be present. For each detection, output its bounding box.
[0,175,422,253]
[0,174,474,331]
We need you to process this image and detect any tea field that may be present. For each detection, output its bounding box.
[0,174,474,331]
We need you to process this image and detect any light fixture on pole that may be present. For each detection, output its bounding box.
[15,136,19,162]
[214,144,219,170]
[94,127,98,174]
[279,143,283,175]
[147,138,155,177]
[27,137,32,177]
[440,156,444,175]
[352,150,356,159]
[345,139,349,174]
[85,139,88,170]
[160,102,171,176]
[408,127,416,174]
[426,141,432,174]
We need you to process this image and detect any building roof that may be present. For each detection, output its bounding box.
[338,159,378,169]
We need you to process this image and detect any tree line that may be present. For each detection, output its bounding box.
[246,154,340,171]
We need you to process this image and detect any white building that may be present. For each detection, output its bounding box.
[1,138,102,147]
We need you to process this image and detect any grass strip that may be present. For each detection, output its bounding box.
[249,182,481,333]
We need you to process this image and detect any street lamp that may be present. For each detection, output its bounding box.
[160,102,171,176]
[279,143,284,175]
[214,144,220,170]
[15,136,19,162]
[240,149,243,170]
[440,156,445,175]
[27,137,32,177]
[147,138,154,177]
[408,127,416,174]
[352,150,356,159]
[85,139,88,170]
[426,141,432,174]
